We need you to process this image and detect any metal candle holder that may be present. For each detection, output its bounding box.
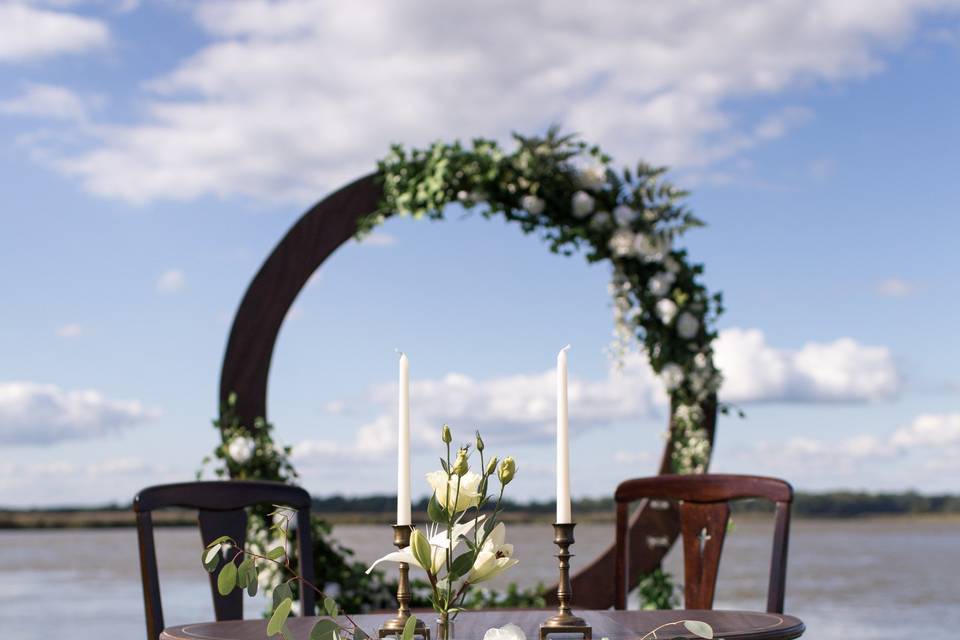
[379,525,430,640]
[540,523,592,640]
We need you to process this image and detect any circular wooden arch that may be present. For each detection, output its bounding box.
[218,173,717,608]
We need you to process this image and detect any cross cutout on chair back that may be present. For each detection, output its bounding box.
[613,474,793,613]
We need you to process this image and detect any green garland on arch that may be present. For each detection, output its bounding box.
[364,127,724,473]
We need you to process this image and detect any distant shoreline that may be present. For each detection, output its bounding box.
[3,509,959,530]
[4,490,958,529]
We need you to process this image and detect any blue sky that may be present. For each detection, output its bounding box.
[1,1,959,506]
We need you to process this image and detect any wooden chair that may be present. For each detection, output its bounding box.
[614,474,792,613]
[134,480,316,640]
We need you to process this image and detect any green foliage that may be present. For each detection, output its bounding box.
[201,394,396,614]
[460,582,547,609]
[372,127,723,472]
[636,568,679,610]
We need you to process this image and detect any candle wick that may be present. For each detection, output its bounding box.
[560,344,571,353]
[395,348,405,358]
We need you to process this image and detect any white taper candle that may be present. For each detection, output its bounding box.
[556,345,572,524]
[397,352,411,526]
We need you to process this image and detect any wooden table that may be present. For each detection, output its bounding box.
[161,609,805,640]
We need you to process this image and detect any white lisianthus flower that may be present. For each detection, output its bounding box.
[426,470,483,513]
[660,363,684,391]
[571,191,595,218]
[577,163,607,190]
[227,437,255,464]
[608,229,635,257]
[590,210,612,229]
[483,624,527,640]
[676,312,700,339]
[663,255,681,274]
[634,234,671,262]
[647,271,676,298]
[468,522,519,583]
[656,298,678,325]
[520,194,546,215]
[613,204,638,227]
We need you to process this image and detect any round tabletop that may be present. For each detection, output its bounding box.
[161,609,805,640]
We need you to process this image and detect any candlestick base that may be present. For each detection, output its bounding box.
[379,525,430,640]
[540,523,592,640]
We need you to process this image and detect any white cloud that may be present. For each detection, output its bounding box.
[876,276,921,297]
[891,413,960,447]
[156,268,185,294]
[714,328,900,403]
[35,0,960,203]
[299,329,903,457]
[0,3,109,63]
[55,323,83,338]
[733,412,960,482]
[0,83,97,122]
[0,381,159,445]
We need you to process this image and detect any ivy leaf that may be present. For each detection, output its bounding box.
[683,620,713,639]
[217,562,237,596]
[267,598,293,637]
[310,620,340,640]
[426,495,446,523]
[401,616,418,640]
[323,596,339,617]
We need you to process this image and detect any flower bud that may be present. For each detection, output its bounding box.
[498,457,517,485]
[475,431,485,452]
[441,424,452,444]
[452,447,469,476]
[485,457,498,476]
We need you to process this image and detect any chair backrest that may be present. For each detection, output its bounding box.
[614,474,792,613]
[133,480,316,640]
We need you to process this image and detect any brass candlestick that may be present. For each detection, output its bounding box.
[379,525,430,640]
[540,523,592,640]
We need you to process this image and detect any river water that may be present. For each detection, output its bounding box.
[1,517,957,639]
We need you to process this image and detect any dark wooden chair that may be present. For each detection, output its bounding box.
[134,480,316,640]
[614,474,792,613]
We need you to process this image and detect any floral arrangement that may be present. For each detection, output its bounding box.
[367,426,518,640]
[369,127,723,473]
[202,425,520,640]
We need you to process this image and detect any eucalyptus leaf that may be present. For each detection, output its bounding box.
[683,620,713,639]
[323,596,339,617]
[217,562,237,596]
[202,547,220,573]
[310,619,340,640]
[353,627,370,640]
[267,597,293,636]
[203,544,222,564]
[246,570,258,597]
[273,583,293,609]
[267,546,286,560]
[401,616,418,640]
[206,535,232,548]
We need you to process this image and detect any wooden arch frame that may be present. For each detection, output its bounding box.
[218,173,718,608]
